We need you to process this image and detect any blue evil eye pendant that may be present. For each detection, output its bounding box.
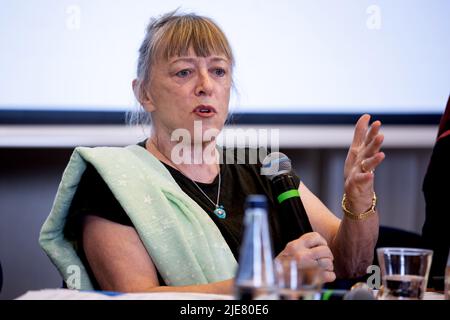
[214,205,226,219]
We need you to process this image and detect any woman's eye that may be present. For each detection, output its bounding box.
[175,69,191,78]
[213,68,226,77]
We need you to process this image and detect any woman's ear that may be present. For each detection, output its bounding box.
[132,79,155,112]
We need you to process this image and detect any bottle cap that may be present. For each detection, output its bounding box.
[245,194,267,209]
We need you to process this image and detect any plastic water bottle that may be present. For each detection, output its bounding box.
[234,195,277,300]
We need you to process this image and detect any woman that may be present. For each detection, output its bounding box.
[40,11,385,294]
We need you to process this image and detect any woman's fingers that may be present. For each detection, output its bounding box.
[290,256,321,269]
[354,153,385,183]
[290,249,334,271]
[346,115,376,178]
[364,120,381,146]
[351,114,371,149]
[350,152,385,183]
[281,233,326,260]
[360,152,385,173]
[323,271,337,283]
[291,232,327,250]
[353,171,374,182]
[310,245,334,262]
[363,133,384,159]
[279,255,336,283]
[290,245,333,265]
[280,232,336,282]
[317,257,334,271]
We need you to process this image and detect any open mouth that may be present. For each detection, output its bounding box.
[193,105,217,117]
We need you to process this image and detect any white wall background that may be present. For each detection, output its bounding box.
[1,0,449,113]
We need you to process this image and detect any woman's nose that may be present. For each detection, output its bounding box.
[195,72,213,96]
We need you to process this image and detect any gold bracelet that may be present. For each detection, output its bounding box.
[341,192,377,220]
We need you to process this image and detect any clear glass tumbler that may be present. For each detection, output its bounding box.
[377,247,433,300]
[274,256,323,300]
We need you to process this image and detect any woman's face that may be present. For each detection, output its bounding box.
[145,47,232,143]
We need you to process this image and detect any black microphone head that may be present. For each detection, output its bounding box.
[261,152,292,180]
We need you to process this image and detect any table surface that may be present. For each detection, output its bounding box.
[15,288,445,300]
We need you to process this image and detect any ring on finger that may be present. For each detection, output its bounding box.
[361,160,374,174]
[316,258,329,270]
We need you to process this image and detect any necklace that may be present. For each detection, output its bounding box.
[147,138,226,218]
[189,168,226,219]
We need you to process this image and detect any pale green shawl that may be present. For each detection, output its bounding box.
[39,145,237,290]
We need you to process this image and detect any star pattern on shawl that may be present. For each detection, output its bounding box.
[117,180,127,187]
[143,195,153,205]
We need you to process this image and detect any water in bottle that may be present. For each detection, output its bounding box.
[234,195,277,300]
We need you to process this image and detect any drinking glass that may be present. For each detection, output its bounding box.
[377,247,433,300]
[274,256,323,300]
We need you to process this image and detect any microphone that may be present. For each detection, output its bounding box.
[261,152,313,243]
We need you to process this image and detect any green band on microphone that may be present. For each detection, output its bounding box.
[277,189,300,204]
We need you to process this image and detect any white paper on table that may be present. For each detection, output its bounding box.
[16,288,234,300]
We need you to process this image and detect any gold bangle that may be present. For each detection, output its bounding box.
[342,192,377,220]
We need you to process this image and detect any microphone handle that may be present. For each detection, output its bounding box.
[272,174,313,243]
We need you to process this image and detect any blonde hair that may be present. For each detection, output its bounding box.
[129,11,235,125]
